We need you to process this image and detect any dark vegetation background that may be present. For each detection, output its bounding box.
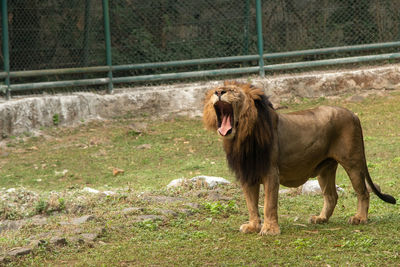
[1,0,400,81]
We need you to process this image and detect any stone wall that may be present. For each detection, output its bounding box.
[1,64,400,139]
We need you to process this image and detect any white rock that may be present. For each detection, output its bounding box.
[102,190,116,196]
[190,175,230,188]
[167,176,230,189]
[6,188,16,193]
[166,178,185,188]
[55,169,68,176]
[82,187,100,194]
[83,187,116,196]
[301,180,344,195]
[301,180,322,195]
[335,185,345,193]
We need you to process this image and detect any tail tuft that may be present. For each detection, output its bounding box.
[366,173,396,204]
[381,193,396,204]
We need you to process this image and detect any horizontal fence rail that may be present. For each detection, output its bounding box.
[1,0,400,99]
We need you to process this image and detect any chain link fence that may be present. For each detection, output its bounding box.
[1,0,400,93]
[110,0,256,65]
[262,0,400,54]
[5,0,105,71]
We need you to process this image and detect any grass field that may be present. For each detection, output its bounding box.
[0,91,399,266]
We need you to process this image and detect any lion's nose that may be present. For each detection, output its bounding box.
[215,90,226,97]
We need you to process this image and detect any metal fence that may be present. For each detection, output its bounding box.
[1,0,400,99]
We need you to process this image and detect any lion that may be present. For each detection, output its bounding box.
[203,81,396,235]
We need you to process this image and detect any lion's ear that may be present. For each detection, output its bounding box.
[203,89,218,131]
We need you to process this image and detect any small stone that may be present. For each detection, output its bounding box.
[71,215,95,225]
[136,144,152,150]
[122,207,144,215]
[336,185,345,193]
[55,169,68,176]
[133,215,165,222]
[7,247,32,257]
[80,233,98,242]
[102,190,116,196]
[50,236,67,246]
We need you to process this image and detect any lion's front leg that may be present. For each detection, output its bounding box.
[260,169,280,235]
[240,182,262,234]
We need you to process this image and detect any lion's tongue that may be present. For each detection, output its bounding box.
[218,114,232,136]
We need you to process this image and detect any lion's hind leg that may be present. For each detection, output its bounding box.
[310,160,338,224]
[343,167,370,225]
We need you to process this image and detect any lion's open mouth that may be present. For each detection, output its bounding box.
[214,101,234,136]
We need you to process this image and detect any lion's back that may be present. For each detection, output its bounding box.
[281,105,359,129]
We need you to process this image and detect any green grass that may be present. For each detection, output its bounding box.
[1,91,400,266]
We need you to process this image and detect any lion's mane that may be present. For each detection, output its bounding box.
[203,81,275,185]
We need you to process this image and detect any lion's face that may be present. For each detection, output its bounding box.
[208,85,243,139]
[203,81,264,141]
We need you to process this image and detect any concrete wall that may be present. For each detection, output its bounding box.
[1,64,400,139]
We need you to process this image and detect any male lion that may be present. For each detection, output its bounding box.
[203,81,396,235]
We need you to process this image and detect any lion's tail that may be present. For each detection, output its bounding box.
[366,172,396,204]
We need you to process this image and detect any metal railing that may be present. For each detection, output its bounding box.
[1,0,400,99]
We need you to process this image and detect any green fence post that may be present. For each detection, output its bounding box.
[102,0,113,94]
[255,0,265,77]
[1,0,10,99]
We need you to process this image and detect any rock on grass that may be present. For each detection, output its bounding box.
[167,175,230,189]
[7,247,32,257]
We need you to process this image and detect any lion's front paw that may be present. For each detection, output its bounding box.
[239,222,261,234]
[309,215,328,224]
[348,215,367,225]
[259,223,280,236]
